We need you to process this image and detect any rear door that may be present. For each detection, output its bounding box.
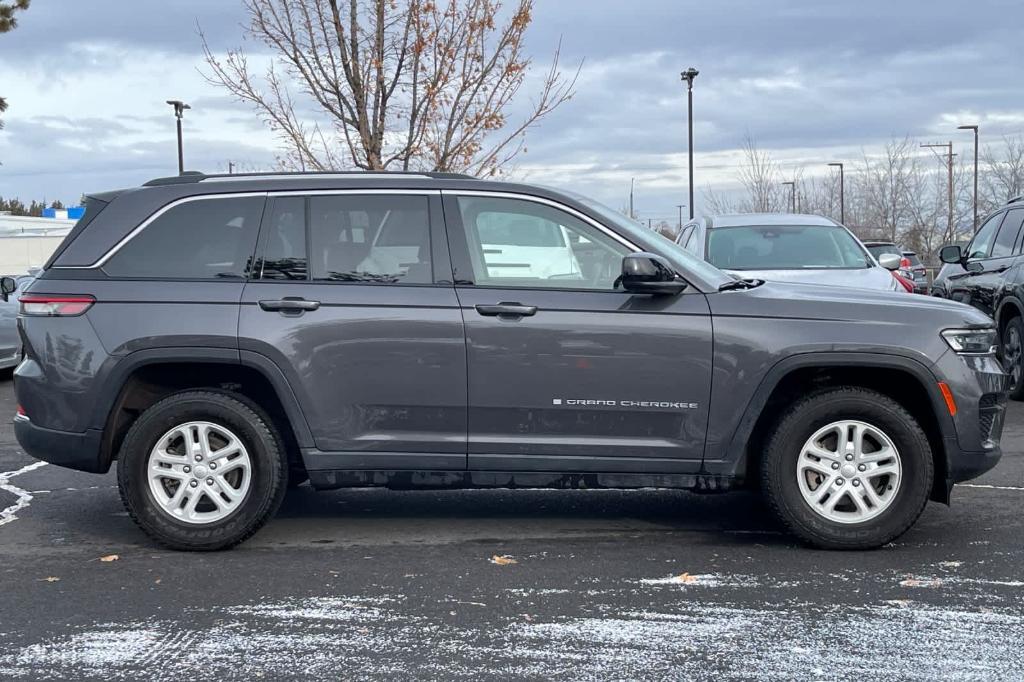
[443,192,713,474]
[238,191,467,471]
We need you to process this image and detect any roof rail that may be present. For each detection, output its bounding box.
[142,170,475,186]
[1008,195,1024,204]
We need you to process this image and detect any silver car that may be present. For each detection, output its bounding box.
[0,274,33,371]
[674,213,904,291]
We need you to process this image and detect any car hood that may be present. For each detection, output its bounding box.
[725,266,899,291]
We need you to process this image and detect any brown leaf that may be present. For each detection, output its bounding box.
[490,554,518,565]
[675,573,698,584]
[99,554,120,563]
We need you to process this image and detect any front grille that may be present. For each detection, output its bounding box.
[978,393,1004,445]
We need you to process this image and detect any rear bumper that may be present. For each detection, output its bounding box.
[13,416,108,474]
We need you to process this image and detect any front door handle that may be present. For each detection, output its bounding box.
[475,302,538,317]
[259,297,321,313]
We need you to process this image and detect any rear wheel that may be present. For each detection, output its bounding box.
[761,387,933,550]
[117,390,287,551]
[1001,316,1024,401]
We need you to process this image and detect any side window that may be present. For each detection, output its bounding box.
[104,196,264,279]
[455,196,630,290]
[991,210,1024,258]
[676,225,693,246]
[259,197,308,280]
[308,195,432,284]
[1001,209,1024,256]
[966,212,1005,260]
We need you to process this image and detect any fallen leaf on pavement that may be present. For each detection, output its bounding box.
[674,573,699,584]
[99,555,120,563]
[490,555,518,565]
[40,577,60,583]
[900,577,942,588]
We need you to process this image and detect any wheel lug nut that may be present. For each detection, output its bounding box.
[853,480,861,487]
[858,464,866,472]
[836,478,845,486]
[845,454,854,461]
[183,466,191,473]
[194,455,203,462]
[189,480,198,488]
[206,478,214,485]
[209,462,217,470]
[831,462,840,470]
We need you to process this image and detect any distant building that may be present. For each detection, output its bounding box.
[42,206,85,220]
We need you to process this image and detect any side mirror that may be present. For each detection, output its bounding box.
[939,245,963,265]
[877,253,902,271]
[0,277,16,303]
[618,253,687,296]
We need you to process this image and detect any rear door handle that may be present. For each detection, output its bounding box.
[475,302,538,317]
[259,298,321,313]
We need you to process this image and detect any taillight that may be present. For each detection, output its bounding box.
[900,257,912,269]
[16,405,27,418]
[19,294,95,317]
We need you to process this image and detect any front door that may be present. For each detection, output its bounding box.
[238,191,467,471]
[443,193,713,474]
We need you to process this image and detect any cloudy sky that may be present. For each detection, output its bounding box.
[1,0,1021,221]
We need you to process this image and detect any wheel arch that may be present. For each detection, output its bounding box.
[93,349,313,473]
[720,353,955,504]
[995,295,1024,334]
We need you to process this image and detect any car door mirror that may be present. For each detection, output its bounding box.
[877,253,902,271]
[618,253,687,296]
[939,245,963,265]
[0,277,16,303]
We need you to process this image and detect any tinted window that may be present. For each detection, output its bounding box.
[456,196,629,289]
[967,213,1004,260]
[105,197,264,279]
[866,244,902,259]
[903,252,923,267]
[993,209,1024,258]
[707,225,870,270]
[309,195,432,284]
[260,197,307,280]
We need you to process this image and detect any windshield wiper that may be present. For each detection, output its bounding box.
[718,278,764,292]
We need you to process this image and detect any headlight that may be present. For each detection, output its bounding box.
[941,328,997,354]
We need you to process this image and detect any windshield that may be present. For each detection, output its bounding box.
[707,225,871,270]
[559,190,731,285]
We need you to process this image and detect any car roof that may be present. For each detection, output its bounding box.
[706,213,839,228]
[862,240,897,246]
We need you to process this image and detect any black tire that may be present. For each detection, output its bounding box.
[761,387,933,550]
[1001,316,1024,401]
[117,390,288,551]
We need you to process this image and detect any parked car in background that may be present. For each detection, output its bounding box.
[934,197,1024,398]
[0,272,35,373]
[863,241,928,293]
[675,214,905,291]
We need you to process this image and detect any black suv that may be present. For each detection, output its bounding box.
[934,196,1024,398]
[2,172,1006,551]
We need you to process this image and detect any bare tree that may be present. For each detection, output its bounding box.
[0,0,30,131]
[980,135,1024,212]
[736,135,782,212]
[201,0,578,175]
[701,184,739,214]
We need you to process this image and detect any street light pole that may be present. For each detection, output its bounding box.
[676,204,686,230]
[782,181,796,213]
[958,125,979,232]
[166,100,191,175]
[827,162,845,224]
[681,68,699,220]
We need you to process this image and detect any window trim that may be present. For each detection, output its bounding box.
[967,210,1008,261]
[60,189,442,270]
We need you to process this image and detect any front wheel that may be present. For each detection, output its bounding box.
[117,390,288,551]
[761,387,933,550]
[1001,316,1024,401]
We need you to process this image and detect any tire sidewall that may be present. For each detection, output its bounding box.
[1002,317,1024,400]
[118,391,285,550]
[766,391,932,548]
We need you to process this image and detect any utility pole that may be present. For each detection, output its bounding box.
[629,177,635,220]
[228,161,235,175]
[782,181,796,213]
[165,100,191,175]
[681,68,699,220]
[922,142,955,243]
[676,204,686,230]
[958,125,979,232]
[827,162,845,224]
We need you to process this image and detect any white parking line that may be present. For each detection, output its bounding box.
[959,483,1024,492]
[0,461,49,527]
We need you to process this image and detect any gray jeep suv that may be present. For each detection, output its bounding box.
[2,172,1006,551]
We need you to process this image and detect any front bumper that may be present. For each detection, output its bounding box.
[14,416,108,474]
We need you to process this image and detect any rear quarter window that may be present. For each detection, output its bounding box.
[103,196,265,279]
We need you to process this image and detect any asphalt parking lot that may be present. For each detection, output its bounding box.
[1,374,1022,681]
